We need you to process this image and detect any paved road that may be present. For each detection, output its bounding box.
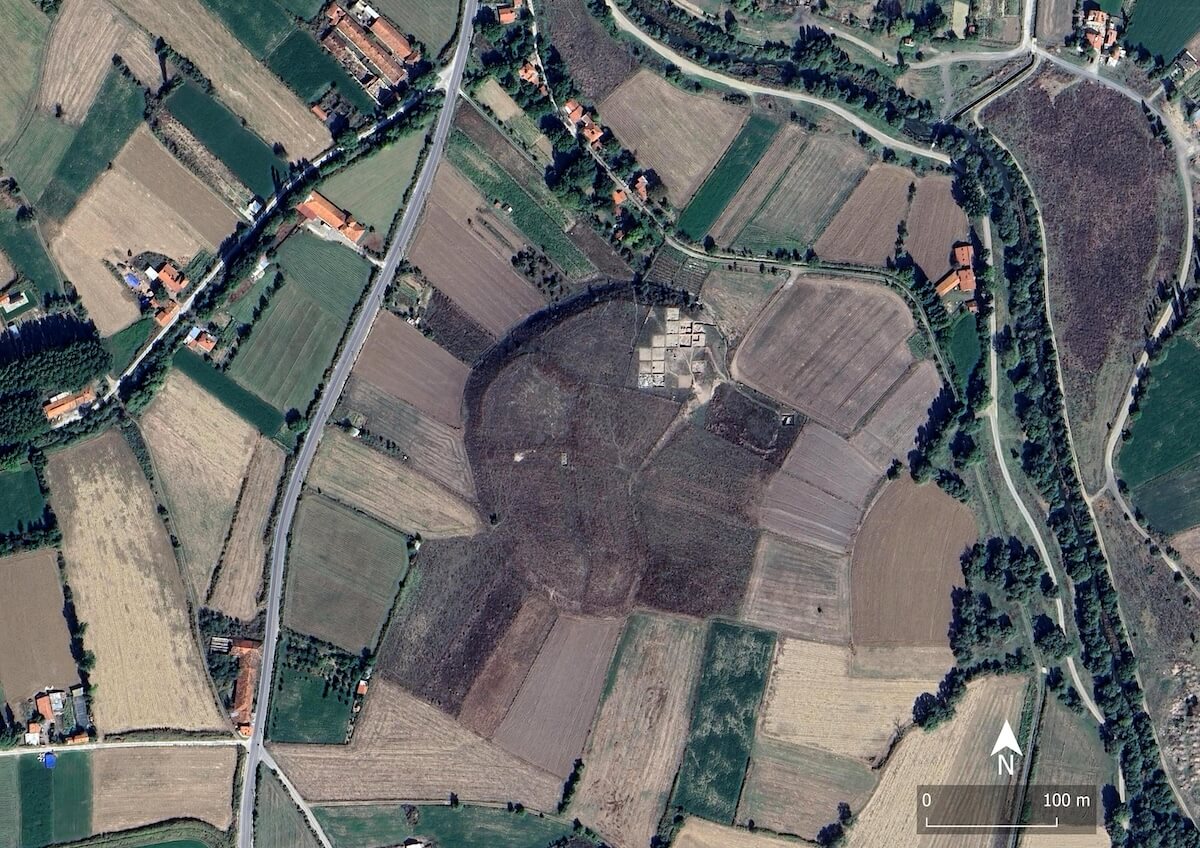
[0,738,243,759]
[234,5,478,845]
[604,0,950,164]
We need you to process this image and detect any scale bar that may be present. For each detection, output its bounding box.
[924,817,1060,830]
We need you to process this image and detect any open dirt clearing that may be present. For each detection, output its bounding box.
[353,310,469,428]
[740,737,877,839]
[741,534,850,644]
[271,678,561,808]
[699,267,784,344]
[849,360,942,467]
[51,126,237,336]
[109,0,328,158]
[410,165,546,337]
[493,615,621,778]
[38,0,149,122]
[140,370,258,599]
[734,275,916,433]
[759,423,881,551]
[760,638,951,763]
[732,132,871,252]
[208,437,284,621]
[338,377,475,499]
[572,614,704,848]
[457,593,556,738]
[0,550,77,703]
[675,818,801,848]
[47,430,226,733]
[91,746,235,832]
[906,175,968,283]
[846,675,1026,847]
[308,427,480,538]
[850,477,976,647]
[600,69,747,206]
[814,164,913,267]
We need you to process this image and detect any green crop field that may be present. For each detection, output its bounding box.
[677,114,778,241]
[256,767,321,848]
[227,269,278,327]
[37,70,144,220]
[314,804,574,848]
[1128,454,1200,533]
[0,757,17,848]
[267,31,376,114]
[267,631,362,744]
[672,620,775,823]
[0,209,59,296]
[3,113,76,201]
[276,232,373,319]
[172,349,284,436]
[103,317,154,374]
[1126,0,1200,61]
[0,0,48,150]
[447,131,593,277]
[947,311,980,390]
[321,129,428,231]
[0,463,46,535]
[167,83,287,198]
[280,0,324,18]
[18,751,92,848]
[285,494,410,653]
[197,0,291,57]
[370,0,459,54]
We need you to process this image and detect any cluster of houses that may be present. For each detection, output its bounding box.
[562,99,606,147]
[611,174,650,210]
[934,242,978,313]
[296,190,367,245]
[23,686,89,746]
[121,258,192,327]
[320,2,422,103]
[1078,7,1125,66]
[210,636,262,738]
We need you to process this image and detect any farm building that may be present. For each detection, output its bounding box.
[563,99,606,147]
[154,299,180,327]
[228,639,262,734]
[297,191,367,244]
[935,267,976,297]
[0,289,29,314]
[326,5,409,86]
[43,387,97,424]
[370,16,420,63]
[185,326,217,354]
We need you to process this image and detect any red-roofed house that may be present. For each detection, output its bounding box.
[581,122,604,146]
[43,387,96,422]
[633,174,649,201]
[35,694,53,720]
[953,243,973,266]
[564,99,585,124]
[956,267,976,292]
[498,5,518,24]
[185,326,217,354]
[519,61,540,85]
[158,262,188,295]
[371,16,419,63]
[298,191,350,229]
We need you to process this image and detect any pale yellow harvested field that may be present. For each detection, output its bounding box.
[493,615,621,778]
[572,614,704,848]
[1025,834,1110,848]
[846,676,1027,848]
[271,679,561,808]
[308,427,480,538]
[52,127,236,336]
[92,746,236,832]
[109,0,328,158]
[208,438,285,621]
[47,431,226,733]
[140,370,258,599]
[740,534,849,644]
[0,250,13,287]
[850,361,942,468]
[38,0,133,121]
[476,77,523,121]
[600,69,746,206]
[760,638,951,763]
[675,818,800,848]
[0,550,77,703]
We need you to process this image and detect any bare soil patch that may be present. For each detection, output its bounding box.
[271,679,561,808]
[849,360,941,467]
[760,638,951,763]
[38,0,134,122]
[493,615,621,778]
[457,593,557,738]
[109,0,329,158]
[906,175,968,283]
[983,68,1185,490]
[353,310,469,428]
[0,250,13,288]
[572,613,704,848]
[850,477,976,647]
[92,746,236,832]
[0,549,77,703]
[47,430,226,733]
[734,275,915,434]
[1034,0,1074,45]
[208,437,285,621]
[337,376,475,499]
[741,534,850,644]
[699,267,785,344]
[675,818,799,848]
[814,164,913,266]
[308,427,480,538]
[600,70,747,206]
[140,370,258,599]
[759,423,881,551]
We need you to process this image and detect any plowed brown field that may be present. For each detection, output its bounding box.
[906,175,968,283]
[0,550,77,703]
[814,164,913,266]
[850,360,942,467]
[740,534,850,644]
